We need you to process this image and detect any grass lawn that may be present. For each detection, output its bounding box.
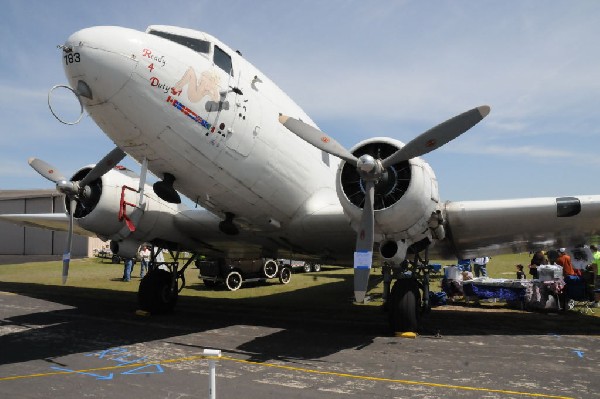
[0,257,379,321]
[431,253,533,279]
[0,253,597,319]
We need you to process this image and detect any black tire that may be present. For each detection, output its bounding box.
[138,269,178,313]
[111,254,120,264]
[279,267,292,284]
[225,271,243,291]
[388,279,421,333]
[262,260,279,279]
[312,263,321,272]
[303,263,312,273]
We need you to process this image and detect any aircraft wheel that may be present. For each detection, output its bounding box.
[388,279,421,333]
[303,263,312,273]
[279,267,292,284]
[225,271,243,291]
[262,259,279,279]
[138,269,178,313]
[312,263,321,272]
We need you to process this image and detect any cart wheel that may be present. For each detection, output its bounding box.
[312,263,321,272]
[225,271,243,291]
[303,263,312,273]
[279,267,292,284]
[262,259,279,279]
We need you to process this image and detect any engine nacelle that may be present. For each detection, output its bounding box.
[110,239,142,259]
[67,165,198,257]
[380,239,410,265]
[336,138,441,255]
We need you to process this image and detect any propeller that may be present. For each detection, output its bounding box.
[28,146,126,284]
[280,106,490,302]
[279,116,358,165]
[63,198,76,284]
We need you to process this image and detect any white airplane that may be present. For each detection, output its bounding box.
[3,25,600,332]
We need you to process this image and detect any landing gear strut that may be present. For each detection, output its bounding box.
[138,247,198,314]
[384,250,433,334]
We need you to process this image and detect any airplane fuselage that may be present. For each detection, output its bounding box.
[63,25,360,260]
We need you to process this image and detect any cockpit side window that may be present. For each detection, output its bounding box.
[214,45,233,75]
[148,30,210,54]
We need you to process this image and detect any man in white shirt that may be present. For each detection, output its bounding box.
[139,245,151,278]
[473,256,490,277]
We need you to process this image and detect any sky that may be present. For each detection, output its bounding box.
[1,0,599,201]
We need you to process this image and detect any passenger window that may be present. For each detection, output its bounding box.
[214,45,233,75]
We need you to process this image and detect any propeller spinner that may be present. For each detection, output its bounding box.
[28,147,126,284]
[280,106,490,302]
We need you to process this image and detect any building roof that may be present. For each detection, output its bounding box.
[0,189,62,201]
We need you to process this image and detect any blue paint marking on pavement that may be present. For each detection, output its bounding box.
[51,366,114,380]
[55,347,164,380]
[85,347,129,359]
[121,364,164,375]
[113,355,148,367]
[572,350,584,358]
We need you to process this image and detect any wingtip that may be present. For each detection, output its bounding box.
[278,115,289,125]
[478,105,491,118]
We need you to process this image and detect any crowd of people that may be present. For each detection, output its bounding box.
[529,247,600,308]
[441,246,600,308]
[522,247,597,279]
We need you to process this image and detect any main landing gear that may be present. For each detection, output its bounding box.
[383,252,433,334]
[138,248,197,314]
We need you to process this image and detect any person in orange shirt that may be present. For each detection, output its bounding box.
[556,248,575,277]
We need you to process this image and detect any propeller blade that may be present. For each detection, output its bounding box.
[28,158,67,183]
[354,180,375,303]
[79,147,126,187]
[62,198,76,284]
[279,115,358,165]
[381,105,490,168]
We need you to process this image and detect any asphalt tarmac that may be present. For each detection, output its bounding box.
[1,282,599,399]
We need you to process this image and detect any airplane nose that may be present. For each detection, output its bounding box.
[62,27,139,105]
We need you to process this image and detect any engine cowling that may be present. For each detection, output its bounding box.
[335,138,442,261]
[66,166,197,258]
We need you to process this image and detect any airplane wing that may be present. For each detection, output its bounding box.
[437,195,600,259]
[0,213,97,237]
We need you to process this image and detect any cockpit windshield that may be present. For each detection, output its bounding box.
[148,30,210,54]
[214,45,233,75]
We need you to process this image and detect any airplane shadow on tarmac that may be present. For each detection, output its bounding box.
[1,276,600,367]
